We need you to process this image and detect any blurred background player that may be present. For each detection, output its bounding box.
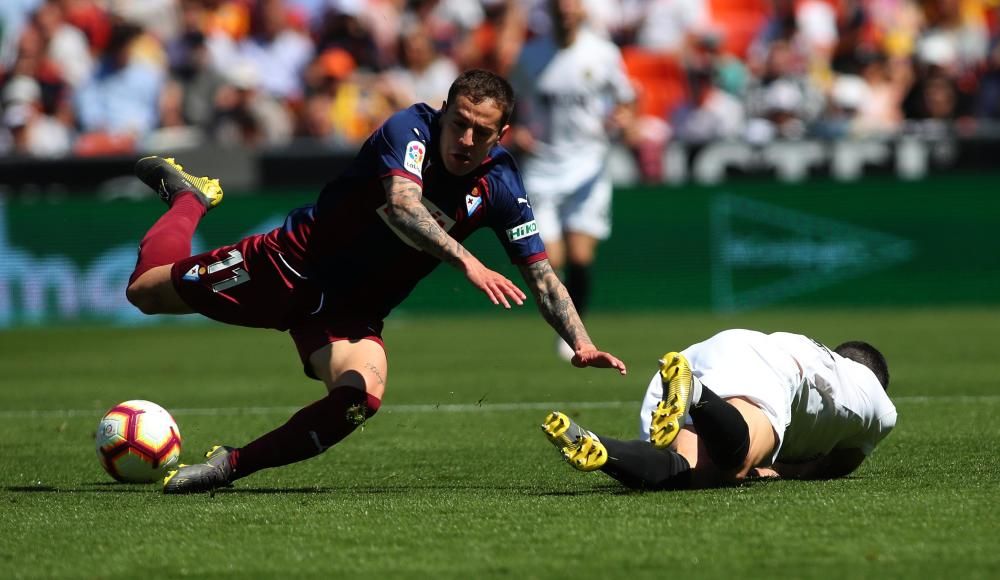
[123,69,627,494]
[542,329,896,489]
[509,0,636,360]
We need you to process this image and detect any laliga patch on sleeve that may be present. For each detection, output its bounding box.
[403,140,425,177]
[506,220,538,242]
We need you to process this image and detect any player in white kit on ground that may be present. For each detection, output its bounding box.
[542,329,897,489]
[510,0,636,359]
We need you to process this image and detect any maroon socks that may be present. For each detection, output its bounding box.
[230,387,382,479]
[129,192,205,285]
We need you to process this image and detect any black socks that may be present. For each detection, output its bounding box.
[688,386,751,470]
[599,437,692,490]
[565,263,591,318]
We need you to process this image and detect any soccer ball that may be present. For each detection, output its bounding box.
[95,400,182,483]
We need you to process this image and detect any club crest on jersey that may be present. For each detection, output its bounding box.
[465,186,483,216]
[404,140,425,177]
[506,220,538,242]
[182,265,201,281]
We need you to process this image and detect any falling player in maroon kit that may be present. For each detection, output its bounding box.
[124,70,628,494]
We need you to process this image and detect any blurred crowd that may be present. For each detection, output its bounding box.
[1,0,999,162]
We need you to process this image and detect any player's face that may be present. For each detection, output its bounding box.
[439,95,508,176]
[551,0,585,34]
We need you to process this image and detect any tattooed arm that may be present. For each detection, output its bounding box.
[518,259,627,374]
[382,175,525,308]
[382,175,469,266]
[517,258,591,349]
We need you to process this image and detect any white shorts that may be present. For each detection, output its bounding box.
[525,169,613,243]
[638,331,795,464]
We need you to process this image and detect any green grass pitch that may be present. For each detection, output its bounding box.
[1,309,998,578]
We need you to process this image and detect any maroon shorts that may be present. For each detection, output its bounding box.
[171,232,384,379]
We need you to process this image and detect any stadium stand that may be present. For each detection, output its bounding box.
[1,0,999,180]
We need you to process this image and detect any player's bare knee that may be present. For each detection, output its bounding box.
[125,282,160,315]
[325,369,385,400]
[126,265,179,315]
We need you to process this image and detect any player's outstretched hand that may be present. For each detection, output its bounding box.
[571,348,627,375]
[464,260,526,309]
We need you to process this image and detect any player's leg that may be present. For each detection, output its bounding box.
[543,238,566,270]
[548,234,574,361]
[563,231,598,318]
[535,196,566,271]
[126,156,223,315]
[163,337,387,494]
[648,352,765,468]
[530,185,574,358]
[672,427,723,488]
[649,352,702,448]
[639,351,778,486]
[561,172,612,320]
[658,372,774,479]
[229,339,387,478]
[716,397,778,480]
[126,265,192,314]
[541,412,693,490]
[669,394,777,485]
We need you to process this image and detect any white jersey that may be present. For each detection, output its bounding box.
[512,28,635,191]
[639,329,897,465]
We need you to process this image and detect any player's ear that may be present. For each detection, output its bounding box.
[440,100,448,113]
[498,124,510,140]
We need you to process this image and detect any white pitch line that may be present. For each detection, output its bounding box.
[0,395,996,420]
[0,400,633,419]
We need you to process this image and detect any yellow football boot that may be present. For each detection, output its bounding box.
[134,156,223,210]
[541,411,607,471]
[649,352,693,449]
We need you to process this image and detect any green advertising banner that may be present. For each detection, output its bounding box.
[1,174,997,327]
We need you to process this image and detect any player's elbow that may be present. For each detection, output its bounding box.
[383,203,411,228]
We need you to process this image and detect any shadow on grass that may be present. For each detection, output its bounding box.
[4,483,156,493]
[535,485,635,496]
[4,481,682,496]
[197,483,632,496]
[4,483,324,495]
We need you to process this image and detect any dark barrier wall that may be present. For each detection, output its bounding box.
[1,174,997,327]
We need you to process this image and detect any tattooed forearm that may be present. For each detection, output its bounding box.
[519,260,592,348]
[383,176,469,267]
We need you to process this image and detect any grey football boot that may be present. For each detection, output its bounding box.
[163,445,236,494]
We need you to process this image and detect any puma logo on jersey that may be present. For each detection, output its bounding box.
[517,197,530,207]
